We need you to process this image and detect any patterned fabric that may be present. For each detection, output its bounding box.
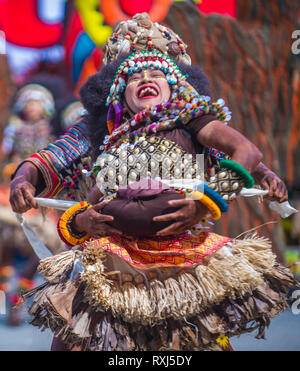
[209,148,229,162]
[16,120,228,200]
[82,232,231,269]
[24,121,91,198]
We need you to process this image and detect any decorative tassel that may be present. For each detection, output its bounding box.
[38,250,78,283]
[107,102,123,132]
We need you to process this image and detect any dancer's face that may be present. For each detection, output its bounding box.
[23,100,44,122]
[124,69,171,115]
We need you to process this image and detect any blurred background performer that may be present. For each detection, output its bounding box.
[0,81,63,325]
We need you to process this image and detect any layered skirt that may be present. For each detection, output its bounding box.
[25,231,297,351]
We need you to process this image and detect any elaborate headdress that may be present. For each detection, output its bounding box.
[103,13,191,66]
[80,13,231,161]
[101,13,231,135]
[103,13,192,131]
[13,83,55,118]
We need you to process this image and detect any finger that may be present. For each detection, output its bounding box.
[273,183,284,199]
[10,198,18,213]
[94,214,114,223]
[264,183,274,198]
[22,188,38,209]
[167,199,191,207]
[261,178,270,189]
[88,208,114,222]
[166,222,191,235]
[9,192,19,212]
[279,193,288,203]
[93,201,109,212]
[277,184,288,203]
[156,221,185,236]
[12,190,29,213]
[269,179,282,199]
[153,211,185,223]
[278,184,288,202]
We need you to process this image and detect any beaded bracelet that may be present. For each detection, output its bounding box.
[190,191,222,220]
[57,201,92,247]
[219,159,255,189]
[194,183,228,213]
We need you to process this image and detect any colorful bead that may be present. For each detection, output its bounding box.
[106,52,185,107]
[103,96,230,151]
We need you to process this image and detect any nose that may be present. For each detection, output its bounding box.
[138,70,153,85]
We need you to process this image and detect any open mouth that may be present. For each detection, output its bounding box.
[137,85,159,99]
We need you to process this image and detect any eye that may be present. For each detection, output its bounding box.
[128,76,140,83]
[152,72,165,79]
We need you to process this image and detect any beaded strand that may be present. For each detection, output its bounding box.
[101,96,230,153]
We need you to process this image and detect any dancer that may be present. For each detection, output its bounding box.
[12,14,296,350]
[0,83,60,325]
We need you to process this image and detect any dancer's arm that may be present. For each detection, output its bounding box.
[10,122,91,213]
[198,121,288,202]
[196,120,263,172]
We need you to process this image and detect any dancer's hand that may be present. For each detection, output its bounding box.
[261,172,288,203]
[73,201,123,238]
[10,176,38,213]
[153,199,208,236]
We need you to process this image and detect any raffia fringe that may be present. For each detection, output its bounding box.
[38,250,79,283]
[78,234,279,325]
[35,234,284,325]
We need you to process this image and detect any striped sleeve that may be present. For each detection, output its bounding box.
[25,122,92,198]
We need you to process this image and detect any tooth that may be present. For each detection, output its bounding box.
[138,87,158,98]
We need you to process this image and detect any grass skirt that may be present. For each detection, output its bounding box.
[24,231,297,350]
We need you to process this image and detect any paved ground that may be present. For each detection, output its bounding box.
[0,304,299,351]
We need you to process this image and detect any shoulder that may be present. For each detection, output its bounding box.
[185,114,218,136]
[6,115,24,130]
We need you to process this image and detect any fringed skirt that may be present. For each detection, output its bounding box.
[25,231,297,351]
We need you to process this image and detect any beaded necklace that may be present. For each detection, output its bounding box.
[101,87,231,153]
[103,51,231,155]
